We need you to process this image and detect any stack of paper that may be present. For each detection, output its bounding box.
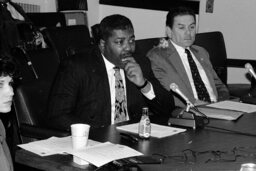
[67,142,143,167]
[194,100,256,121]
[197,106,244,120]
[207,100,256,113]
[18,136,143,167]
[18,136,99,156]
[116,123,186,138]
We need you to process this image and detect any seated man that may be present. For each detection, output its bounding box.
[147,6,229,108]
[47,14,175,131]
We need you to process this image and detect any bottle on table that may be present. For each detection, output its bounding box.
[138,107,151,139]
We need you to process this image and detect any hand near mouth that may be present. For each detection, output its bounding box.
[122,57,147,88]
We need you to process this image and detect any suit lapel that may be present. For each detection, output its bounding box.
[92,49,111,122]
[190,46,218,96]
[167,43,195,101]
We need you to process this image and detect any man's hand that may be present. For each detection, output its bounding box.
[122,57,146,86]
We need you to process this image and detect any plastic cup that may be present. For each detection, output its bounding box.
[71,123,90,165]
[240,163,256,171]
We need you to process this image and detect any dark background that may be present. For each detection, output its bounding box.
[58,0,88,11]
[57,0,199,14]
[99,0,200,14]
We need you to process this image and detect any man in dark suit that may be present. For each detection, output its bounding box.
[47,14,175,131]
[147,7,229,108]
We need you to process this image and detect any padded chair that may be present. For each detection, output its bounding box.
[12,48,69,143]
[194,31,227,85]
[26,12,66,28]
[13,81,69,143]
[43,25,92,61]
[135,37,163,59]
[194,31,251,99]
[12,47,60,83]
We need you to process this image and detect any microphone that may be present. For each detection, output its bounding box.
[17,45,38,79]
[245,63,256,80]
[169,83,208,129]
[170,83,194,111]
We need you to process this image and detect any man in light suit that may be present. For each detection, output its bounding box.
[47,14,174,131]
[147,7,229,107]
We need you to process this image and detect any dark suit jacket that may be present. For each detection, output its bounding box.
[147,41,229,107]
[47,46,174,131]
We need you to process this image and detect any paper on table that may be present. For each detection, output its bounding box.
[68,142,143,167]
[116,123,186,138]
[196,106,244,120]
[207,100,256,113]
[18,136,100,156]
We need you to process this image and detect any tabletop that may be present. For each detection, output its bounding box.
[15,113,256,171]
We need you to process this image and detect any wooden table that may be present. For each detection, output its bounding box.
[15,113,256,171]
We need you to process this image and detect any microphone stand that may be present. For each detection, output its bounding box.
[169,101,209,129]
[16,45,39,79]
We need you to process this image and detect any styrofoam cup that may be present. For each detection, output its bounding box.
[71,124,90,149]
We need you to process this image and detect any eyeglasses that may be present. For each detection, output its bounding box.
[152,146,256,164]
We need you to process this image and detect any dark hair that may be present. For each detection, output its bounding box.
[166,6,196,28]
[0,54,17,78]
[99,14,134,41]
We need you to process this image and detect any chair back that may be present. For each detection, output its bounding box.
[13,81,51,127]
[135,37,162,58]
[194,31,227,85]
[12,47,68,143]
[43,25,92,61]
[13,47,60,83]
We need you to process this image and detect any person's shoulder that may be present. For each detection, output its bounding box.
[191,44,208,53]
[147,38,171,58]
[0,120,5,140]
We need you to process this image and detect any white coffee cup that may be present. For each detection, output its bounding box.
[71,123,90,149]
[71,123,90,165]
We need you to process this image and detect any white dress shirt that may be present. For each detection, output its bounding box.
[171,41,217,102]
[102,55,155,124]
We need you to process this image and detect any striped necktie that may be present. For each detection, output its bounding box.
[185,49,211,102]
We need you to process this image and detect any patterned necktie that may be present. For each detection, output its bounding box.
[185,49,211,102]
[114,67,128,123]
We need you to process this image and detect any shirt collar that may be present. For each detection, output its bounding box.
[101,54,115,72]
[170,40,190,54]
[170,41,193,61]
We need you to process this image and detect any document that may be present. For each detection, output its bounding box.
[196,106,244,120]
[207,100,256,113]
[18,136,100,156]
[18,136,143,167]
[67,142,143,167]
[116,123,186,138]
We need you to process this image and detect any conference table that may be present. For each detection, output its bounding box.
[15,112,256,171]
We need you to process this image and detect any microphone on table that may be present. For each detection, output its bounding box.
[170,83,194,112]
[169,83,208,129]
[244,63,256,98]
[245,63,256,80]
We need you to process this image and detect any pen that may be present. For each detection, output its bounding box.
[120,133,139,143]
